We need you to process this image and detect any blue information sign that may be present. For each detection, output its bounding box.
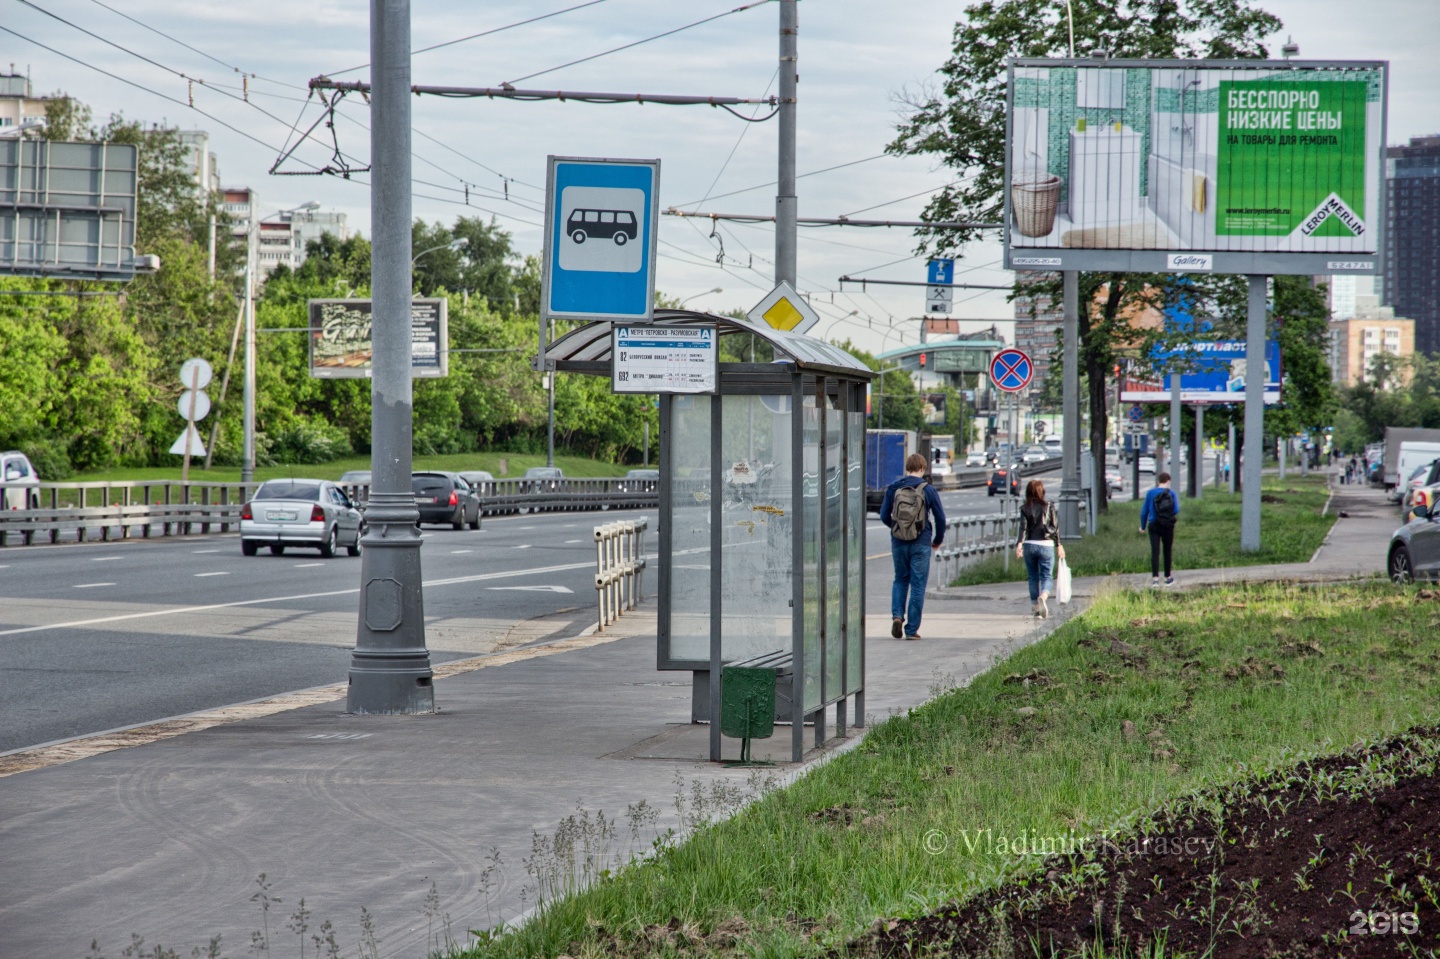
[989,348,1033,392]
[543,156,660,322]
[926,258,954,285]
[1128,405,1145,422]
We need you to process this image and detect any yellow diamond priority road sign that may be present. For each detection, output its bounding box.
[747,281,820,336]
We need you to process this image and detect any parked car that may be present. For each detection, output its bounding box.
[619,468,659,492]
[1399,460,1439,508]
[987,467,1019,497]
[965,449,987,468]
[411,471,481,530]
[0,450,40,510]
[1388,499,1440,583]
[240,479,363,557]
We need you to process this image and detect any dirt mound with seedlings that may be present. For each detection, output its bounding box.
[856,726,1440,958]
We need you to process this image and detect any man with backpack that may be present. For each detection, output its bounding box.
[1140,471,1179,587]
[880,452,947,640]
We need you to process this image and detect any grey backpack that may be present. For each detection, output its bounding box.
[891,482,929,542]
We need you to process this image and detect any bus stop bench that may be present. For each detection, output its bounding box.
[722,649,794,723]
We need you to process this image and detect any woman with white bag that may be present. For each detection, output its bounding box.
[1014,479,1066,619]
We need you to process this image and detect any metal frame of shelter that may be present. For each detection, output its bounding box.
[546,309,875,762]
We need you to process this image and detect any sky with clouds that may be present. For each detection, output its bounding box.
[4,0,1436,353]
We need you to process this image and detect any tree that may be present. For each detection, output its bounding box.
[892,0,1282,509]
[411,217,520,311]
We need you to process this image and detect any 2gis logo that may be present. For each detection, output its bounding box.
[1348,910,1419,936]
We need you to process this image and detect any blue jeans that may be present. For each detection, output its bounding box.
[891,537,932,635]
[1023,543,1055,602]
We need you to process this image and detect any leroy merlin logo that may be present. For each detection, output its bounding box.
[1296,192,1365,238]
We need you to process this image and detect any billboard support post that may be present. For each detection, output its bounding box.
[241,250,255,486]
[1059,270,1081,540]
[1241,276,1266,551]
[775,0,797,287]
[1170,371,1182,486]
[1193,404,1204,500]
[348,0,435,716]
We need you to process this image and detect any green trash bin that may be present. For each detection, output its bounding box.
[720,664,776,766]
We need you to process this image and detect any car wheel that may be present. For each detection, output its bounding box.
[320,525,337,558]
[347,533,362,557]
[613,232,628,246]
[242,539,258,556]
[571,229,587,244]
[269,544,286,556]
[1389,544,1415,584]
[988,489,995,497]
[468,508,480,531]
[452,510,464,531]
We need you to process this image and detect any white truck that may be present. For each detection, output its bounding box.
[1382,428,1440,488]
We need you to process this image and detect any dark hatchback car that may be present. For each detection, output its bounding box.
[411,471,481,530]
[987,467,1019,497]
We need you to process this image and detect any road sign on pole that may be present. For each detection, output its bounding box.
[990,348,1033,393]
[542,156,660,324]
[926,258,954,314]
[1128,405,1144,422]
[748,281,820,336]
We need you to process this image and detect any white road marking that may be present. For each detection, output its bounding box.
[487,585,573,594]
[0,564,9,569]
[91,556,124,562]
[514,544,532,549]
[293,563,324,568]
[0,560,596,637]
[564,539,583,544]
[450,549,473,554]
[195,571,230,577]
[192,549,221,554]
[74,583,115,588]
[517,526,535,530]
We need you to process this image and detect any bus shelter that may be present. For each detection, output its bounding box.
[545,310,875,762]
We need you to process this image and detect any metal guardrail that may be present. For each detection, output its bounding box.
[0,481,255,546]
[1,476,661,547]
[594,517,648,630]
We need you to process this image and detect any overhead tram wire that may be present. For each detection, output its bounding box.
[500,0,777,87]
[76,0,306,92]
[0,24,316,164]
[324,0,618,77]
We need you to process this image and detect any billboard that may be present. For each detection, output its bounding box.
[307,298,448,379]
[0,139,139,280]
[1120,340,1281,404]
[1004,59,1387,276]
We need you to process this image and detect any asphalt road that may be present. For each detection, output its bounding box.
[0,507,657,754]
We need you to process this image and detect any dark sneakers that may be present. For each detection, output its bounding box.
[891,618,903,639]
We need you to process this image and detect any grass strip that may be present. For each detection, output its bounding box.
[457,580,1440,959]
[951,475,1334,587]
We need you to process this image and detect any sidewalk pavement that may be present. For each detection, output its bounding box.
[0,472,1397,959]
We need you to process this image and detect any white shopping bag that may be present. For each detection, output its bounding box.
[1055,557,1072,604]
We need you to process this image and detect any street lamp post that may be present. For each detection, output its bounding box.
[348,0,434,715]
[680,286,722,308]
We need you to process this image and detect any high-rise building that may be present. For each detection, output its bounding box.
[1013,274,1062,387]
[1328,294,1414,387]
[0,70,51,138]
[1384,135,1440,355]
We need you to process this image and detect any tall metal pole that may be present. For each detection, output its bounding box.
[1193,404,1204,501]
[349,0,434,714]
[1169,370,1182,483]
[1240,275,1266,552]
[775,0,797,287]
[240,239,255,485]
[1059,270,1081,539]
[546,368,556,468]
[1228,420,1238,494]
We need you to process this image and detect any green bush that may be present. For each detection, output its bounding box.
[264,420,354,465]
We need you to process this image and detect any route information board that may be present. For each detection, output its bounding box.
[611,325,717,394]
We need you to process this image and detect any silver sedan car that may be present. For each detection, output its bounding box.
[1388,499,1440,583]
[240,479,363,557]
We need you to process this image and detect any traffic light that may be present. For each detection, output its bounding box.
[919,352,927,368]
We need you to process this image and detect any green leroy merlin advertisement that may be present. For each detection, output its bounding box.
[1217,80,1368,239]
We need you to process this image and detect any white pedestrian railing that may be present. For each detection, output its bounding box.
[934,512,1020,582]
[594,517,648,630]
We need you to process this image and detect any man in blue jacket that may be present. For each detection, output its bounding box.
[880,452,947,640]
[1139,471,1179,587]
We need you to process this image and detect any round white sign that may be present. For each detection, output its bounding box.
[178,390,211,421]
[179,357,214,390]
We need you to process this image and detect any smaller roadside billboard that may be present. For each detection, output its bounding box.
[307,298,448,379]
[1121,340,1280,404]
